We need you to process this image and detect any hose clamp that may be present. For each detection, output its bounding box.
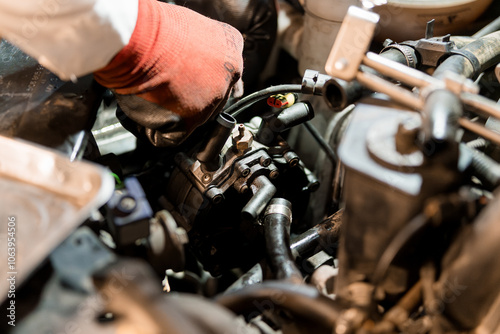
[449,49,481,80]
[381,44,418,69]
[264,203,293,222]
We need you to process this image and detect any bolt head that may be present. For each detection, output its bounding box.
[269,170,279,179]
[260,157,272,167]
[118,196,136,213]
[202,173,212,183]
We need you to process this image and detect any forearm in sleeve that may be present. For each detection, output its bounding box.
[0,0,138,80]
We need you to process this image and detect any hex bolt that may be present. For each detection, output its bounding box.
[284,151,300,167]
[117,196,137,215]
[269,169,279,180]
[260,156,272,167]
[237,163,251,177]
[206,187,224,204]
[233,179,249,194]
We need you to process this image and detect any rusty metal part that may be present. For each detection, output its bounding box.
[356,71,423,110]
[461,91,500,119]
[372,280,423,333]
[232,124,253,155]
[291,210,343,258]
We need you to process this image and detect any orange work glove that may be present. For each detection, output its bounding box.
[94,0,244,147]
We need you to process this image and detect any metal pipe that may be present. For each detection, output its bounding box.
[363,52,441,89]
[356,71,424,110]
[459,118,500,147]
[69,130,87,162]
[196,113,235,171]
[322,78,363,112]
[421,89,462,144]
[241,175,277,220]
[263,198,302,283]
[473,16,500,38]
[290,210,343,258]
[460,91,500,120]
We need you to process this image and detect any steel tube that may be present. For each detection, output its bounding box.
[241,175,277,220]
[196,113,235,170]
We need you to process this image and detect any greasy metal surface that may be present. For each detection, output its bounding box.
[0,136,114,299]
[336,103,463,297]
[0,40,103,148]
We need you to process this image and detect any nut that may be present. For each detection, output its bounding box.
[232,124,253,153]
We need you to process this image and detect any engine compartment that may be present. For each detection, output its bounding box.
[2,1,500,333]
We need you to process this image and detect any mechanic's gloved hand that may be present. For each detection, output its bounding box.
[170,0,278,93]
[94,0,244,147]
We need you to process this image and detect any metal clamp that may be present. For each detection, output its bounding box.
[449,49,482,80]
[264,199,293,222]
[380,44,418,69]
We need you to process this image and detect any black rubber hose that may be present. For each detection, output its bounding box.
[225,211,343,292]
[215,281,341,330]
[264,198,303,283]
[433,31,500,79]
[224,84,303,118]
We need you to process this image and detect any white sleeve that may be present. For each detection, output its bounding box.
[0,0,138,80]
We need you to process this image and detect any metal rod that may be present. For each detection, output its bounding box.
[356,71,424,110]
[473,16,500,38]
[461,92,500,120]
[459,118,500,147]
[69,131,87,162]
[363,52,441,89]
